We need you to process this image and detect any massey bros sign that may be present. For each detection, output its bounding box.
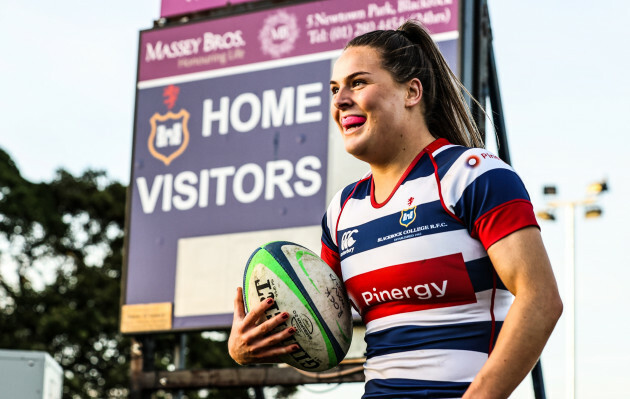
[123,0,460,333]
[138,0,459,84]
[160,0,262,19]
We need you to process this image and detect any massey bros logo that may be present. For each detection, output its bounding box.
[144,30,245,62]
[148,85,190,166]
[259,10,300,58]
[400,206,417,227]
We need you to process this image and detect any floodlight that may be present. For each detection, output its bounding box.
[584,206,603,219]
[536,210,555,221]
[543,186,557,195]
[586,180,608,195]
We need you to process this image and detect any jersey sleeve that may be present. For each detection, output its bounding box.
[320,189,343,279]
[440,148,539,250]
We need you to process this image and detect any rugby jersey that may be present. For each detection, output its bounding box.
[320,138,538,398]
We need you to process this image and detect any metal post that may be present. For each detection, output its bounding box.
[566,204,576,399]
[130,339,144,399]
[460,0,476,99]
[487,42,511,164]
[142,336,156,399]
[531,361,547,399]
[175,334,188,399]
[461,0,488,141]
[253,386,266,399]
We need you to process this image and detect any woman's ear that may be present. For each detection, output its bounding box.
[405,78,423,108]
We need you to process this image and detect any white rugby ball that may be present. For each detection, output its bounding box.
[243,241,353,371]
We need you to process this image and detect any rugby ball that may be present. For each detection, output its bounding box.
[243,241,353,371]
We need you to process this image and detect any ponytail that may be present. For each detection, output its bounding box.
[345,20,484,148]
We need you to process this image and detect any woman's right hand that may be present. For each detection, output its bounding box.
[228,287,298,365]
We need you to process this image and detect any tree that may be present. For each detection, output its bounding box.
[0,148,296,398]
[0,147,130,397]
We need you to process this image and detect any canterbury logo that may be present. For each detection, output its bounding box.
[340,229,358,251]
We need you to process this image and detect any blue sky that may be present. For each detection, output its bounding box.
[1,1,628,398]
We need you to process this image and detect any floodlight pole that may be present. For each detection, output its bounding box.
[175,333,188,399]
[542,196,596,399]
[566,203,576,399]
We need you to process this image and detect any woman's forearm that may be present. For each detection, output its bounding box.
[463,288,562,398]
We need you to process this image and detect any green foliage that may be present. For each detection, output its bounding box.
[0,148,130,398]
[0,148,297,399]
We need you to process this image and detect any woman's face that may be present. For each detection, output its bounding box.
[330,46,412,164]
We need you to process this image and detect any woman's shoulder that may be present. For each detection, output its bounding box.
[434,144,511,172]
[329,174,372,210]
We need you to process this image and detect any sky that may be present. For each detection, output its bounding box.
[1,1,629,398]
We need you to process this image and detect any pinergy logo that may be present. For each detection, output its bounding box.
[340,229,358,257]
[466,155,480,168]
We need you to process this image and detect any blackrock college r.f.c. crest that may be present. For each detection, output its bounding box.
[400,207,417,228]
[148,84,190,166]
